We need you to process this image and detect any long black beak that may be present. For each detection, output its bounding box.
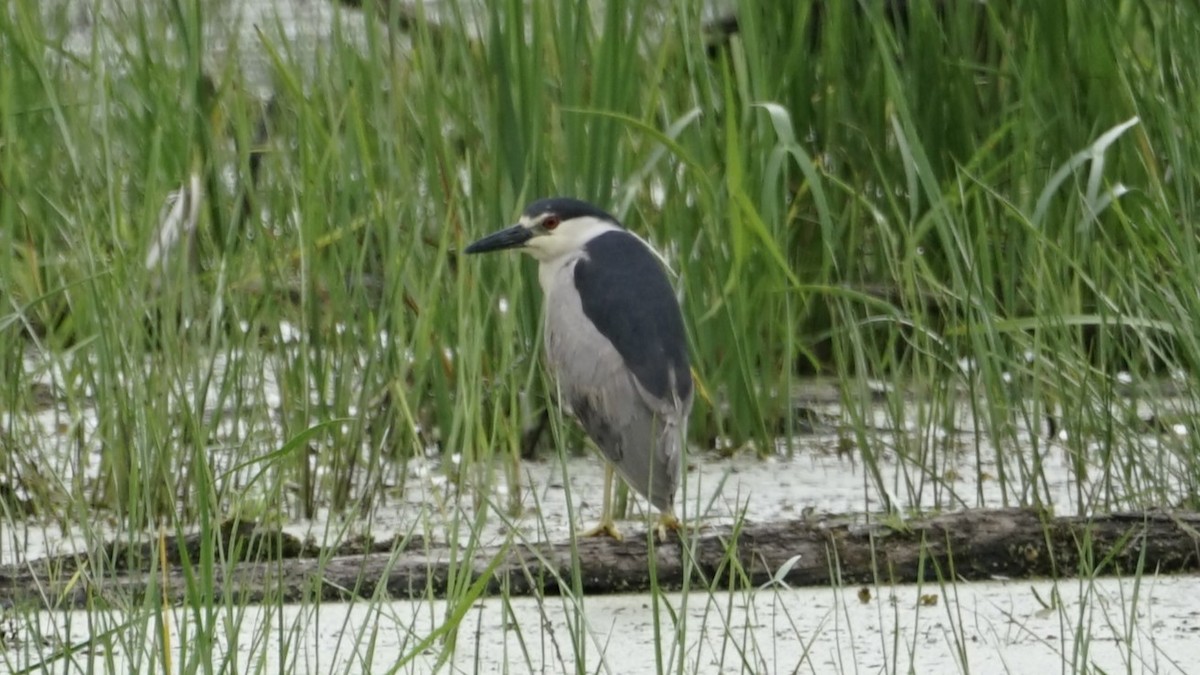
[464,224,532,254]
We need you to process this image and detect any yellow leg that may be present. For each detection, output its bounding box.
[582,464,623,540]
[655,510,682,542]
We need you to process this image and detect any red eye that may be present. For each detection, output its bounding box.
[543,217,560,230]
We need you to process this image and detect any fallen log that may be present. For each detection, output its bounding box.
[1,508,1197,609]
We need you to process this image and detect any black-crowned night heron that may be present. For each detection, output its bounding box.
[465,197,693,540]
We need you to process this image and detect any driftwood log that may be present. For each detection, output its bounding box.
[1,509,1197,609]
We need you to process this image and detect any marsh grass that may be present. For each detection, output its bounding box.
[2,0,1200,672]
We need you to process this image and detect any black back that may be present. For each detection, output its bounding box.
[574,230,693,404]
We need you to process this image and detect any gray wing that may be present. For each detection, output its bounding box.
[542,255,692,512]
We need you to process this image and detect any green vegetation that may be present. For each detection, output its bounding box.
[1,0,1198,672]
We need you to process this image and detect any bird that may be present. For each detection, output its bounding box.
[465,197,693,540]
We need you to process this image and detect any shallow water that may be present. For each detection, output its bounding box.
[6,355,1200,673]
[2,433,1185,565]
[2,444,1199,673]
[3,574,1197,674]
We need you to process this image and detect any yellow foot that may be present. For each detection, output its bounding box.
[582,520,624,541]
[655,513,683,542]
